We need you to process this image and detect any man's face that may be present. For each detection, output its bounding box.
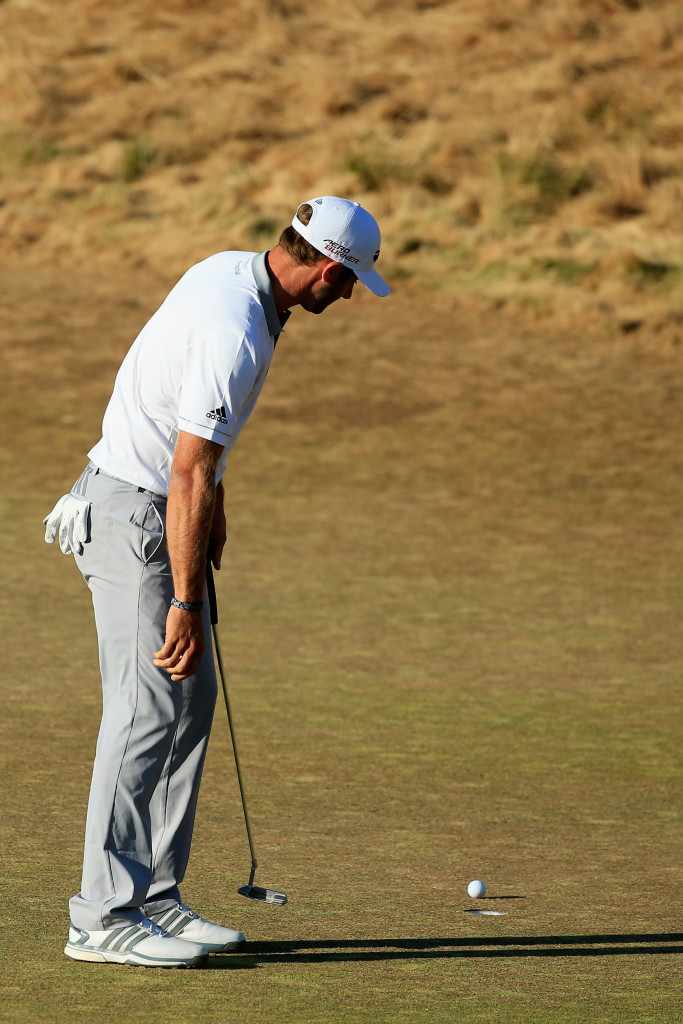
[302,264,358,314]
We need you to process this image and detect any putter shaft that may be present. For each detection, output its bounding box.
[211,619,258,883]
[206,561,287,905]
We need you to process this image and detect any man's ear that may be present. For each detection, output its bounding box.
[319,259,343,285]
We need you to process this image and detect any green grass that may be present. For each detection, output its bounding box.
[121,136,158,183]
[532,257,598,283]
[497,150,594,224]
[630,256,682,286]
[1,273,682,1023]
[344,146,416,192]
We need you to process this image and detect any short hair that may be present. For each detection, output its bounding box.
[278,203,323,265]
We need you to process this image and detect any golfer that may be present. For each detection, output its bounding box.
[44,197,390,968]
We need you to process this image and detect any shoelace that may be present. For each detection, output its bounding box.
[144,920,170,938]
[176,902,203,922]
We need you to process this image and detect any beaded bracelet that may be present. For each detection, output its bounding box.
[171,597,204,612]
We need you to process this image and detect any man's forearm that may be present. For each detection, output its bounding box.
[166,463,216,604]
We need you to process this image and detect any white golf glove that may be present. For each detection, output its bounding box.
[43,494,91,555]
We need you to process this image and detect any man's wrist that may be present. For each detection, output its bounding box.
[170,597,204,612]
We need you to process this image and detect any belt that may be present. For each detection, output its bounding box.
[88,462,166,502]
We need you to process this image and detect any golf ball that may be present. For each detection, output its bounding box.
[467,879,486,899]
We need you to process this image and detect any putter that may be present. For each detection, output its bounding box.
[206,560,288,906]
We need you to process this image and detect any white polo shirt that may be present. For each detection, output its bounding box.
[88,251,286,496]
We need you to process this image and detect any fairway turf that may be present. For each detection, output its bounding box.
[1,269,681,1023]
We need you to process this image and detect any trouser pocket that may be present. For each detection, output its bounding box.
[134,500,167,565]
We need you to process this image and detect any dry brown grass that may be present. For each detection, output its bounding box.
[1,0,682,341]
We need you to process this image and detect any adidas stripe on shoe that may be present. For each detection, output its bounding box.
[64,920,208,968]
[147,902,245,953]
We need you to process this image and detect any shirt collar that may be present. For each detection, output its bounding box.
[252,251,291,342]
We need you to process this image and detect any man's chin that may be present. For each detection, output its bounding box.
[302,289,338,315]
[313,297,340,314]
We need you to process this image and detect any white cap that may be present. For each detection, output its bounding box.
[292,196,390,297]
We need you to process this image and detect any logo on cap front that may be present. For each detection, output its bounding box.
[323,239,359,265]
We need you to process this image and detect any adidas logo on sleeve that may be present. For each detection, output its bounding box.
[206,405,229,425]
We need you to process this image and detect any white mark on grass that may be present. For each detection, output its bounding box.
[464,910,508,916]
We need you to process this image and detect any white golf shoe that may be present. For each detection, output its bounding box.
[64,919,208,968]
[146,902,246,952]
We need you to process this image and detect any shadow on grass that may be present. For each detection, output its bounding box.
[208,933,683,969]
[478,895,526,900]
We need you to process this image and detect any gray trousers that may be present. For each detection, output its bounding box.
[68,464,217,931]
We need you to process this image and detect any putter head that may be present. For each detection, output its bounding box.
[239,883,288,906]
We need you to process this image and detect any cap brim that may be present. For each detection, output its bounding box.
[356,267,391,297]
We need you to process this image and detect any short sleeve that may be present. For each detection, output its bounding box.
[177,331,262,445]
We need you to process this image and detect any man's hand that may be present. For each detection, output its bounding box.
[153,605,205,682]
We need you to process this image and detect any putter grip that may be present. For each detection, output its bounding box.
[206,559,218,625]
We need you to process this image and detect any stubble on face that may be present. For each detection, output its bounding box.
[305,280,337,315]
[304,272,357,314]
